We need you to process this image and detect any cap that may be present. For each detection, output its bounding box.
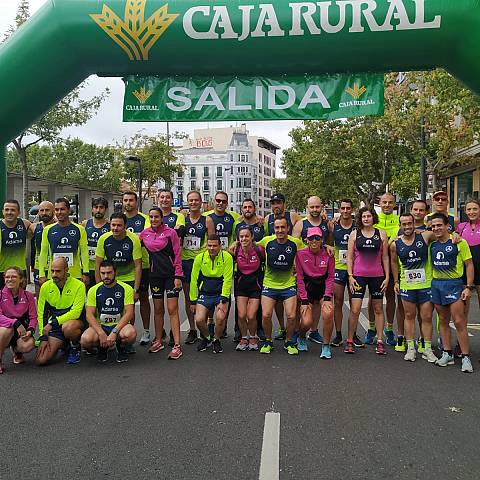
[270,193,285,202]
[306,227,323,238]
[432,190,448,199]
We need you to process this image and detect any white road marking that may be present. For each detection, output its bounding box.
[259,412,280,480]
[449,321,474,337]
[180,319,190,332]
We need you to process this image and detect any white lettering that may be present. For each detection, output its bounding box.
[194,87,225,111]
[228,86,252,110]
[255,85,263,109]
[183,6,217,39]
[318,1,347,34]
[346,0,388,33]
[166,87,192,111]
[213,6,238,39]
[289,3,320,35]
[268,85,295,110]
[251,4,285,38]
[406,0,441,30]
[239,5,255,41]
[298,84,330,108]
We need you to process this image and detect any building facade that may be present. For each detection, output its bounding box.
[172,125,278,216]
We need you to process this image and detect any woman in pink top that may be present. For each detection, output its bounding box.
[0,267,37,373]
[346,207,389,355]
[231,226,265,351]
[457,199,480,311]
[295,227,335,359]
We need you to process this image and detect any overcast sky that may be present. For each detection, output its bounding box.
[1,0,300,165]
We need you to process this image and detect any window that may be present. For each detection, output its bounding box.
[203,166,210,177]
[259,153,262,162]
[177,171,183,178]
[230,154,234,162]
[244,178,251,188]
[259,165,262,174]
[190,180,196,190]
[216,180,223,191]
[238,154,242,162]
[236,178,242,188]
[203,179,210,191]
[203,193,210,203]
[237,192,242,202]
[216,166,223,177]
[231,180,234,189]
[190,167,196,178]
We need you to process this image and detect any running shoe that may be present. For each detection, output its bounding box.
[353,333,364,348]
[461,356,474,373]
[320,345,332,359]
[284,341,299,355]
[343,340,355,354]
[297,338,308,352]
[149,338,164,353]
[248,337,259,351]
[67,345,81,364]
[185,330,198,344]
[140,330,151,346]
[436,351,454,367]
[97,347,108,363]
[212,339,223,354]
[116,344,129,363]
[208,322,215,337]
[168,330,175,347]
[236,338,249,351]
[260,341,273,354]
[395,336,406,352]
[125,344,136,354]
[421,348,438,363]
[364,329,376,345]
[375,341,387,355]
[11,348,25,365]
[417,338,425,354]
[197,336,212,352]
[331,332,343,347]
[404,347,416,362]
[257,327,266,341]
[274,329,286,341]
[308,330,323,344]
[384,329,396,346]
[454,344,462,359]
[221,327,228,339]
[234,330,242,343]
[168,344,183,360]
[84,347,97,356]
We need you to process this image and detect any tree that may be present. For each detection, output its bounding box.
[121,133,184,199]
[4,1,108,214]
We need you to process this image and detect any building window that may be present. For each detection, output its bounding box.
[191,180,196,190]
[203,193,210,203]
[216,166,223,177]
[244,178,251,188]
[204,180,210,191]
[217,180,223,191]
[237,192,242,202]
[231,180,234,189]
[259,165,262,174]
[236,178,242,188]
[203,166,210,177]
[190,167,196,178]
[230,154,234,162]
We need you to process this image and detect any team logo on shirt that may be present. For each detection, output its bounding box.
[436,252,445,260]
[188,228,196,234]
[373,235,379,240]
[445,246,453,253]
[17,224,24,231]
[416,241,423,248]
[169,216,175,222]
[198,223,204,230]
[8,231,17,239]
[216,224,224,231]
[115,251,123,257]
[285,246,293,253]
[92,232,99,239]
[69,229,76,236]
[60,237,69,244]
[127,227,134,233]
[343,234,349,240]
[105,298,114,306]
[152,287,160,292]
[278,254,286,261]
[254,226,261,233]
[225,217,231,223]
[366,239,372,245]
[123,243,130,250]
[135,220,142,226]
[115,291,122,298]
[408,251,417,258]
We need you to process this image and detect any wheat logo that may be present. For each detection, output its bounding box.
[346,83,367,100]
[90,0,179,61]
[133,86,153,103]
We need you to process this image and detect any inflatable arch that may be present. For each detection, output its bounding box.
[1,0,480,204]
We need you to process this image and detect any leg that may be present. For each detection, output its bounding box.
[396,295,405,336]
[284,296,298,342]
[333,283,345,333]
[0,327,13,364]
[166,296,181,345]
[372,299,385,342]
[62,320,83,343]
[385,281,396,330]
[321,300,334,344]
[35,337,64,366]
[246,298,260,336]
[139,291,151,330]
[348,299,362,341]
[299,304,313,335]
[261,296,276,340]
[402,300,417,342]
[214,302,228,340]
[274,300,285,330]
[419,302,434,342]
[435,304,452,351]
[236,296,249,337]
[182,282,196,330]
[153,297,165,341]
[194,304,210,338]
[118,324,137,345]
[80,327,100,350]
[15,336,35,354]
[450,300,470,355]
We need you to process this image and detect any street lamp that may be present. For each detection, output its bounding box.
[125,155,143,210]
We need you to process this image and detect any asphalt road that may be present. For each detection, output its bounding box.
[1,296,480,480]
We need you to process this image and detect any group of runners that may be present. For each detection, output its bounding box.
[0,188,478,374]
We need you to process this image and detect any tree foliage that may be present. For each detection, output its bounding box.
[277,70,480,209]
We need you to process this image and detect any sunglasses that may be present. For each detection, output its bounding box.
[215,199,228,204]
[435,197,448,202]
[307,235,322,241]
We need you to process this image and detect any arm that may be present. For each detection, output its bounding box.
[38,226,50,280]
[189,256,201,303]
[295,253,308,302]
[56,282,86,324]
[171,231,184,279]
[79,226,90,277]
[346,230,356,277]
[24,219,33,238]
[134,259,142,293]
[381,232,390,288]
[206,216,215,236]
[390,241,400,295]
[221,252,234,299]
[290,211,302,227]
[26,292,38,334]
[324,253,335,298]
[95,235,106,283]
[291,219,303,239]
[86,305,104,336]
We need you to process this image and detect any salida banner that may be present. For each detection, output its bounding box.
[123,74,384,122]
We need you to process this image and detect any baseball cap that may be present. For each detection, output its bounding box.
[432,190,448,199]
[270,193,285,202]
[306,227,323,238]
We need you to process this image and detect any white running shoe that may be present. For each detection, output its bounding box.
[435,351,454,367]
[140,330,151,345]
[421,347,438,363]
[404,347,416,362]
[461,356,474,373]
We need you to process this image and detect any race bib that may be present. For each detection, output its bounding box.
[220,237,229,249]
[405,268,426,284]
[88,247,97,261]
[184,236,201,251]
[53,252,73,266]
[100,313,121,325]
[339,249,347,265]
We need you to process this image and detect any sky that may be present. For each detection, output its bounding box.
[0,0,301,166]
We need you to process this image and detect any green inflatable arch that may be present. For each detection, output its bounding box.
[1,0,480,204]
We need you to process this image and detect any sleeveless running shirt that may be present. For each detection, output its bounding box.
[208,211,235,249]
[85,219,110,271]
[234,220,265,243]
[353,228,383,277]
[333,222,354,270]
[182,215,208,260]
[0,219,27,272]
[266,211,294,236]
[299,218,329,244]
[395,233,431,290]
